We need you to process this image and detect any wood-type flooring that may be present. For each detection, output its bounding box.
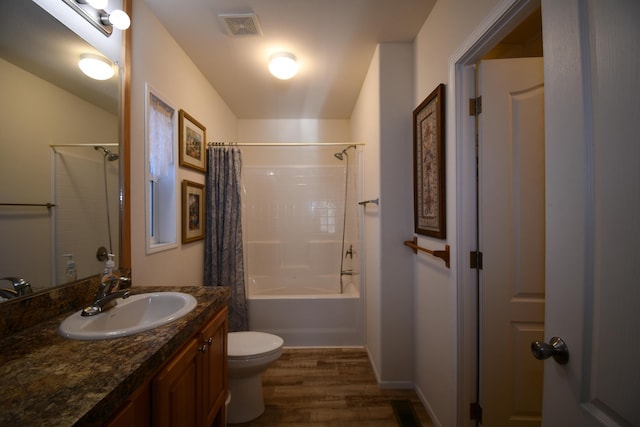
[230,348,435,426]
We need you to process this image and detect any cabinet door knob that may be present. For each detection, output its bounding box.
[206,337,213,345]
[198,345,207,353]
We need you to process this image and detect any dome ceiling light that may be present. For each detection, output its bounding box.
[268,52,299,80]
[79,54,115,80]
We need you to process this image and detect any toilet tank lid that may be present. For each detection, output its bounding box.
[228,331,284,357]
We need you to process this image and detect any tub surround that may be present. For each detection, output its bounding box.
[248,280,362,347]
[0,284,230,426]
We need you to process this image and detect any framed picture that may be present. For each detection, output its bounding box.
[413,83,446,239]
[182,180,205,243]
[179,109,206,172]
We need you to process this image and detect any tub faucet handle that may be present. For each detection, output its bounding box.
[345,244,354,259]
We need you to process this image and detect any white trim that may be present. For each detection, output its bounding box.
[451,62,479,427]
[378,380,415,390]
[144,82,178,255]
[450,0,540,65]
[415,384,443,427]
[449,0,541,425]
[364,344,414,390]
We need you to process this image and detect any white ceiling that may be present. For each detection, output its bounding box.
[143,0,436,119]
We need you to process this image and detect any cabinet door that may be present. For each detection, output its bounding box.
[201,307,228,427]
[152,337,202,427]
[105,381,150,427]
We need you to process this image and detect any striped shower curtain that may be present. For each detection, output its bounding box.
[204,146,248,331]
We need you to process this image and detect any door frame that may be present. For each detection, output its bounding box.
[448,0,542,425]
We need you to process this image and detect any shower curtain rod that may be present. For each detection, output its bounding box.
[207,142,364,147]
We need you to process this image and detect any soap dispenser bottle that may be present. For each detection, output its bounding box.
[101,254,118,291]
[63,254,77,283]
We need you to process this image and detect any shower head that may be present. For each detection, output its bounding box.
[334,145,357,161]
[94,146,119,161]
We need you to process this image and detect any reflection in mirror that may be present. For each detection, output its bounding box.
[0,0,120,301]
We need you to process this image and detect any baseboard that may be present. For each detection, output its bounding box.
[414,383,443,427]
[364,346,415,389]
[378,380,415,389]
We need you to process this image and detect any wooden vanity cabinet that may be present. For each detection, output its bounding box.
[104,381,151,427]
[201,306,228,427]
[152,337,201,426]
[104,306,228,427]
[153,306,229,427]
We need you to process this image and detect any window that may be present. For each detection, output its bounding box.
[145,85,177,253]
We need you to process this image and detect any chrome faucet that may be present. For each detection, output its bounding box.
[0,288,18,299]
[81,276,130,317]
[0,277,33,297]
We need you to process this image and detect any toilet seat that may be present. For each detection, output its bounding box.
[228,331,284,360]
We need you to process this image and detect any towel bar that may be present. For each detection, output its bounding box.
[403,237,450,268]
[358,198,379,206]
[0,202,55,209]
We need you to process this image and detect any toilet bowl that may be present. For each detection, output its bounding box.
[227,331,284,424]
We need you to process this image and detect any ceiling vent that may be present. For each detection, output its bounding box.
[219,13,262,37]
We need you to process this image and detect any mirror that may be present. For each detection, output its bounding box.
[0,0,122,300]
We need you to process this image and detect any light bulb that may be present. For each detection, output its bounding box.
[268,52,298,80]
[78,54,115,80]
[102,9,131,30]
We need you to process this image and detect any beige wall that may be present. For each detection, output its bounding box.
[378,43,415,385]
[351,45,382,380]
[238,119,350,143]
[130,0,237,286]
[351,43,415,387]
[412,0,506,425]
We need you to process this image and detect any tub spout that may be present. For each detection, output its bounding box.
[339,270,359,276]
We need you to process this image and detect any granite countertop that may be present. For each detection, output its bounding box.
[0,286,230,426]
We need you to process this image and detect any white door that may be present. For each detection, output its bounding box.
[478,57,545,426]
[540,0,640,425]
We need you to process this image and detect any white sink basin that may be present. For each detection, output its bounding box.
[58,292,198,340]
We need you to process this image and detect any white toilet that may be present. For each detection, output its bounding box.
[227,331,284,424]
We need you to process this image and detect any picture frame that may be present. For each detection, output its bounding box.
[413,83,446,239]
[179,109,206,172]
[181,180,205,243]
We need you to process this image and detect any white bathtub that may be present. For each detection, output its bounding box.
[247,275,364,347]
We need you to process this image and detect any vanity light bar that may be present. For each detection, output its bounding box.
[61,0,130,37]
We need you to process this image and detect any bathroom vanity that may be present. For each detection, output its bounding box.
[0,284,229,426]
